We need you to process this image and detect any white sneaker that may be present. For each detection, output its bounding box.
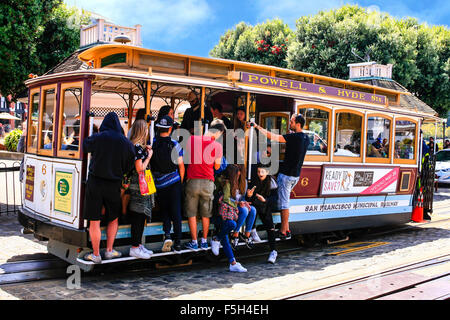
[211,239,220,256]
[250,229,262,243]
[129,246,151,259]
[104,249,122,260]
[229,262,247,272]
[139,244,153,255]
[84,253,102,264]
[268,250,277,264]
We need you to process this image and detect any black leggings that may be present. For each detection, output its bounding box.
[129,210,147,247]
[253,202,276,251]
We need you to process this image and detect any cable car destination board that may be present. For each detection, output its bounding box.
[240,72,388,106]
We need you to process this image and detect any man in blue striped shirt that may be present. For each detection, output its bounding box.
[151,116,185,252]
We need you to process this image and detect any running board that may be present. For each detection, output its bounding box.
[76,233,294,267]
[76,248,209,265]
[76,237,292,266]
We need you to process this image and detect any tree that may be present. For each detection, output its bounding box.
[210,5,450,116]
[35,3,90,76]
[210,22,250,60]
[0,1,90,99]
[210,19,293,68]
[286,5,449,116]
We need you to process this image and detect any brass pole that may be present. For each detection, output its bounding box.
[127,92,133,131]
[145,81,151,121]
[200,87,205,135]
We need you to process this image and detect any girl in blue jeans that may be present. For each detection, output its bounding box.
[211,165,249,272]
[231,164,256,249]
[232,204,257,249]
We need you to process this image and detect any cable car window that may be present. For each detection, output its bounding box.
[259,112,289,158]
[334,112,362,157]
[262,115,288,135]
[299,107,329,155]
[60,87,82,151]
[39,88,56,150]
[394,120,416,160]
[366,117,390,158]
[29,91,40,150]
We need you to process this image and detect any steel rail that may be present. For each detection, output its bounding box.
[281,254,450,300]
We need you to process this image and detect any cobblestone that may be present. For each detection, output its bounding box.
[1,192,449,300]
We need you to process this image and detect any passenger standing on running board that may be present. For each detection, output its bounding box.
[127,120,155,259]
[252,114,309,239]
[82,112,135,263]
[151,116,185,253]
[184,120,224,251]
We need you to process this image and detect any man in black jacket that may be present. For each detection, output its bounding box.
[180,91,213,134]
[83,112,135,263]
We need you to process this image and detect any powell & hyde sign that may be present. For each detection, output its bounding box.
[239,72,387,106]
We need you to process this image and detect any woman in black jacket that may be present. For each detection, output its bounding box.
[246,163,278,263]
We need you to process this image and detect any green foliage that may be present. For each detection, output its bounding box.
[4,129,23,152]
[210,5,450,117]
[0,1,90,99]
[210,19,293,68]
[286,5,449,116]
[210,22,250,60]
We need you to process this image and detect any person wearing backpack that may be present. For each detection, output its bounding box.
[151,116,185,252]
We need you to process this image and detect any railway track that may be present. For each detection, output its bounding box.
[282,254,450,300]
[1,217,449,289]
[0,258,69,285]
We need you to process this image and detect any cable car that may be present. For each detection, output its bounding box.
[18,44,441,271]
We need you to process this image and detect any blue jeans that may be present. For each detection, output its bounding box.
[235,205,257,233]
[217,219,237,263]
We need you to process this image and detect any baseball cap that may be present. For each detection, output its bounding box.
[155,115,174,128]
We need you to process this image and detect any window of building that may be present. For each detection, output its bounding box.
[58,84,83,156]
[334,111,363,158]
[366,116,391,159]
[394,120,416,160]
[299,107,329,156]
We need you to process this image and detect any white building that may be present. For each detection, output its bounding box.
[80,17,142,48]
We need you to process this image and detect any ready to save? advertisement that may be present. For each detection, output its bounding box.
[321,167,399,196]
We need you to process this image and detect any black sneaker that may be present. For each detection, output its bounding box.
[173,243,182,253]
[240,233,253,249]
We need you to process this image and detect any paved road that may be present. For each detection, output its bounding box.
[1,186,449,300]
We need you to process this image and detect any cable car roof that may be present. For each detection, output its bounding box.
[26,44,440,121]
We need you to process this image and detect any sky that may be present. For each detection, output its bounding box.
[65,0,449,57]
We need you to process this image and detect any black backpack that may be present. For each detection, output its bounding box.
[150,137,178,174]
